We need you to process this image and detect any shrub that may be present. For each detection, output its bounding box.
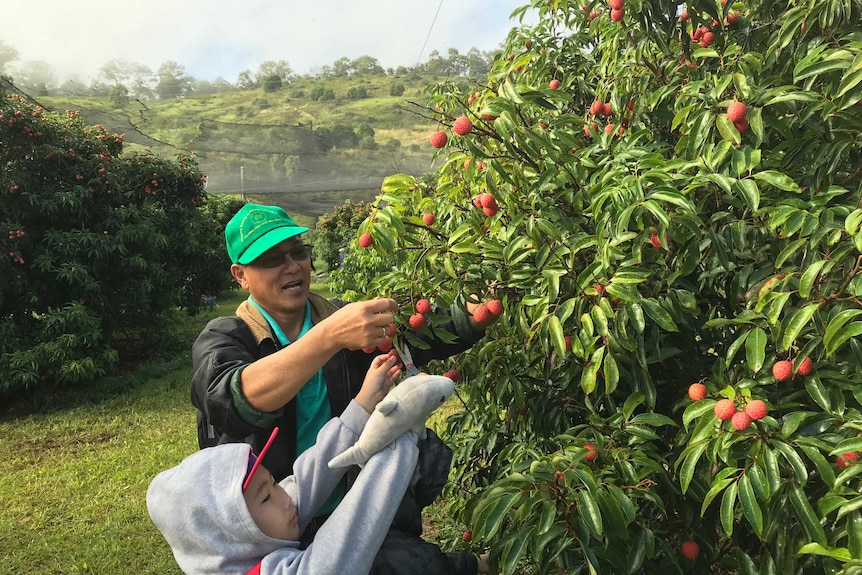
[0,90,230,394]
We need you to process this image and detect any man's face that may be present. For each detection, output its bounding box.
[243,466,301,541]
[231,238,311,319]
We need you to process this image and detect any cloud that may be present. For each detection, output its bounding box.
[2,0,534,83]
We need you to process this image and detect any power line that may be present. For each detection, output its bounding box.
[417,0,445,65]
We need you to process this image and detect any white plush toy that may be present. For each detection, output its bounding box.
[328,374,455,468]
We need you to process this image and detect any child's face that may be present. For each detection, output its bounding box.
[243,465,301,541]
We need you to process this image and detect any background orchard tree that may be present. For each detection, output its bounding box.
[344,0,862,572]
[0,89,234,394]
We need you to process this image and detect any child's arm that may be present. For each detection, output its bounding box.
[280,354,402,528]
[267,430,420,574]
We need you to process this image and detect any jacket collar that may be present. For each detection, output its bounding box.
[235,292,339,346]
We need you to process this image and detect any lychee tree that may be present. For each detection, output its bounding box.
[346,0,862,572]
[0,89,232,393]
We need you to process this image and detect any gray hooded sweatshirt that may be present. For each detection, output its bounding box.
[147,400,419,575]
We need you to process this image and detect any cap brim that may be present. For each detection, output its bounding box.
[237,226,309,264]
[242,426,279,493]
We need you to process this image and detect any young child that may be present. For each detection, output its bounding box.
[147,354,415,575]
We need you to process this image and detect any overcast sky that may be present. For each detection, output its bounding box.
[2,0,536,83]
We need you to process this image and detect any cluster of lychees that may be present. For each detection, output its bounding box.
[472,192,499,217]
[471,299,503,323]
[772,356,813,381]
[688,382,768,431]
[429,115,476,149]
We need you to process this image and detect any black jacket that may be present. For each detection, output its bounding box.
[191,292,480,481]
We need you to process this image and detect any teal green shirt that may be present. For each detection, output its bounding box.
[248,296,344,516]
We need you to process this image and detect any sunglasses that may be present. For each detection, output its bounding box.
[251,244,313,268]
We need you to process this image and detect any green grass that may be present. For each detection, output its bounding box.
[0,283,468,572]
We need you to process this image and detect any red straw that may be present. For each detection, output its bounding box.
[242,426,279,493]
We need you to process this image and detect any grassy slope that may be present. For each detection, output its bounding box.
[38,75,449,219]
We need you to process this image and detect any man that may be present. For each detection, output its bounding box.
[191,202,495,574]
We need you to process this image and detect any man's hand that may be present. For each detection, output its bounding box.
[321,298,398,351]
[355,353,401,413]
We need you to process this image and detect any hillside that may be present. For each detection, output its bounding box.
[38,74,461,219]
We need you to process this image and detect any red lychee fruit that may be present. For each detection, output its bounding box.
[443,368,461,382]
[453,116,474,136]
[609,0,624,9]
[486,299,503,317]
[430,131,448,148]
[732,411,752,430]
[480,193,497,209]
[409,312,426,329]
[590,99,604,115]
[472,304,491,323]
[378,336,393,353]
[688,383,708,401]
[681,541,699,560]
[745,399,768,420]
[362,345,378,354]
[795,356,813,376]
[714,399,736,420]
[415,299,432,315]
[483,205,499,217]
[422,213,435,226]
[604,123,615,135]
[692,27,704,41]
[462,531,472,542]
[549,79,561,90]
[727,101,747,124]
[603,102,612,116]
[564,335,573,350]
[650,233,662,248]
[611,8,625,21]
[837,452,859,469]
[584,443,599,461]
[772,360,793,382]
[481,113,498,121]
[699,31,715,47]
[733,119,750,134]
[473,194,484,208]
[726,11,740,25]
[680,10,689,20]
[358,233,373,248]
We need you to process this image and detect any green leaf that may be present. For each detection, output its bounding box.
[780,303,819,351]
[576,489,603,537]
[716,114,741,145]
[738,473,764,538]
[683,400,716,431]
[830,438,862,455]
[679,440,709,494]
[624,529,648,574]
[733,179,761,212]
[702,467,737,516]
[825,321,862,357]
[581,347,604,394]
[548,315,566,357]
[721,481,738,536]
[745,327,767,374]
[799,260,827,299]
[797,543,852,562]
[789,483,827,545]
[772,441,808,484]
[752,170,800,192]
[641,298,679,332]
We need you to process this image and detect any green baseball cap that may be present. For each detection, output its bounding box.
[225,203,308,264]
